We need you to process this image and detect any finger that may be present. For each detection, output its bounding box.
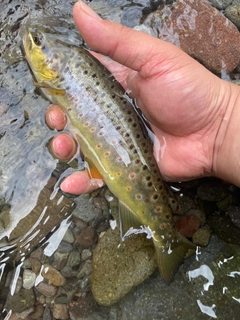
[46,104,67,130]
[73,1,181,73]
[49,133,77,160]
[61,171,104,195]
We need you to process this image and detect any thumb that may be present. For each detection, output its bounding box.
[73,1,181,73]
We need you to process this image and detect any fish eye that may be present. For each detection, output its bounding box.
[32,32,43,46]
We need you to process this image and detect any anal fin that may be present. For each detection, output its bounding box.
[153,231,196,284]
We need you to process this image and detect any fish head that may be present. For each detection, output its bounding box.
[22,27,68,85]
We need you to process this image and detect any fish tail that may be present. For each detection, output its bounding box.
[153,231,196,284]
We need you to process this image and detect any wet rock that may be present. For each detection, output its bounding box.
[77,260,92,279]
[23,269,36,290]
[192,226,212,246]
[67,250,81,268]
[175,194,193,214]
[35,282,58,297]
[91,227,157,306]
[16,307,34,319]
[207,212,240,244]
[52,251,69,271]
[186,209,206,226]
[228,205,240,227]
[57,241,73,253]
[225,4,240,28]
[28,258,42,275]
[68,293,99,319]
[62,228,75,244]
[197,180,228,202]
[30,304,44,319]
[176,215,200,238]
[73,194,98,222]
[41,264,66,286]
[5,288,35,313]
[81,249,92,261]
[209,0,232,9]
[53,304,69,320]
[146,0,240,73]
[75,226,97,248]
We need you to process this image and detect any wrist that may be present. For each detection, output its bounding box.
[212,81,240,186]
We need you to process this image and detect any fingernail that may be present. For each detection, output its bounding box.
[78,0,102,20]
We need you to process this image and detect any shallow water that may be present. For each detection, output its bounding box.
[1,0,240,319]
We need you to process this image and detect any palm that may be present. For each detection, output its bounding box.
[97,48,224,181]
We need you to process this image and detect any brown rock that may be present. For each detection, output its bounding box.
[176,215,200,238]
[41,264,66,286]
[75,226,97,248]
[53,304,69,320]
[159,0,240,73]
[35,282,58,297]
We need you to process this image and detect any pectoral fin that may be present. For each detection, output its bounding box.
[33,81,66,95]
[84,157,103,180]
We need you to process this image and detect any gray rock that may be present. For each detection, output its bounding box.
[225,4,240,28]
[209,0,232,9]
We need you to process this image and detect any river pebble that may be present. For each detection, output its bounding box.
[53,303,69,320]
[75,226,97,248]
[23,269,36,290]
[41,264,66,286]
[35,282,58,297]
[225,4,240,28]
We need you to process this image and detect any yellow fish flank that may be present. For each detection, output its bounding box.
[22,27,195,283]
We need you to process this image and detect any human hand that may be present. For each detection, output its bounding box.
[46,0,240,194]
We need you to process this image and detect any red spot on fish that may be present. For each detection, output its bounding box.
[127,186,131,191]
[136,194,142,200]
[97,144,101,148]
[155,207,161,212]
[118,157,122,161]
[90,127,96,132]
[79,113,83,117]
[117,172,121,176]
[84,122,89,127]
[129,173,135,179]
[160,223,165,229]
[104,151,110,157]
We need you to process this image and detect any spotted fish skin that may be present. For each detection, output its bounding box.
[23,28,195,282]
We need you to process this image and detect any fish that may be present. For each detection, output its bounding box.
[22,26,195,283]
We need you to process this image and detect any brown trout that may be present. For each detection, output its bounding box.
[22,27,195,283]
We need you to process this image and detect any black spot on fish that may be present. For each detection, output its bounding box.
[112,94,116,99]
[83,70,88,75]
[75,63,80,68]
[129,144,134,150]
[127,110,132,115]
[142,165,148,171]
[96,82,100,86]
[146,176,151,181]
[153,194,158,200]
[133,123,137,127]
[128,118,132,122]
[136,133,141,139]
[116,126,121,130]
[92,73,97,78]
[147,182,153,187]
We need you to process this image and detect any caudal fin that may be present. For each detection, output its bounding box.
[153,232,196,283]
